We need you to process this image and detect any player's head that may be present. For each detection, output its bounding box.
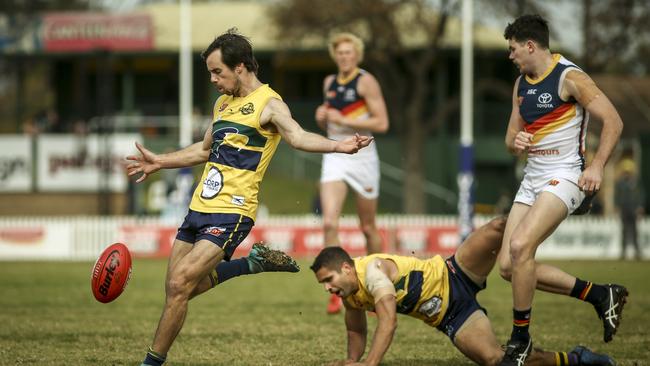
[311,247,358,298]
[202,28,259,95]
[504,14,550,74]
[328,32,364,73]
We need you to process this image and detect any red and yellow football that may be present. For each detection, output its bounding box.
[91,243,132,303]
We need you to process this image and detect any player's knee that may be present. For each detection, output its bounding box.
[488,216,507,236]
[498,260,513,282]
[483,352,503,366]
[359,222,377,237]
[509,236,534,264]
[166,273,192,300]
[322,217,339,234]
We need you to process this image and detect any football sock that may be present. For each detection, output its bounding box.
[511,308,531,342]
[554,351,579,365]
[212,258,251,286]
[142,347,166,366]
[570,278,608,305]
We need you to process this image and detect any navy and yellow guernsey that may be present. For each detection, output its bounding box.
[189,84,281,220]
[345,254,450,328]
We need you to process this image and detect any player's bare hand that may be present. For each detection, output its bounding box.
[125,142,161,183]
[513,131,533,154]
[326,108,345,125]
[578,162,603,194]
[315,104,329,123]
[335,133,373,154]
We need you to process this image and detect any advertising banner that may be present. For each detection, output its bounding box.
[0,135,31,192]
[0,223,72,259]
[118,225,174,258]
[42,13,153,51]
[37,133,141,192]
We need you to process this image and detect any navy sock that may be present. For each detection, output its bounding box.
[212,258,251,286]
[511,308,531,342]
[142,347,165,366]
[570,278,607,305]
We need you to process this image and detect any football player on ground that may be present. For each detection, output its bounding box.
[312,218,616,366]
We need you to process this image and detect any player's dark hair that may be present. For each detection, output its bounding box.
[310,247,354,273]
[201,27,259,74]
[504,14,549,49]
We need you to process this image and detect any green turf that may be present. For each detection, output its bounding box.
[0,259,648,365]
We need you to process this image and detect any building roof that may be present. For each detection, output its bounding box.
[140,1,509,52]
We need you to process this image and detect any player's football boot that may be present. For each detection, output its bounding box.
[327,293,342,314]
[246,243,300,273]
[498,338,532,366]
[570,345,616,366]
[593,284,628,342]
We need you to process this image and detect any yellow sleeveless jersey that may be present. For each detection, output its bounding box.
[345,254,449,327]
[189,84,281,220]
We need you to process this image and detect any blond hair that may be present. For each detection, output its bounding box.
[328,32,364,63]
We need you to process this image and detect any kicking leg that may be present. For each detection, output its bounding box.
[189,243,300,299]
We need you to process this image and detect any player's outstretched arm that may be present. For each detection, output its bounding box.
[126,127,211,183]
[564,70,623,193]
[263,98,373,154]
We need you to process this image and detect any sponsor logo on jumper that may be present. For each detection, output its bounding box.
[529,149,560,156]
[239,102,255,115]
[418,296,443,318]
[231,195,245,206]
[537,93,554,108]
[549,179,560,186]
[344,89,356,102]
[201,166,223,199]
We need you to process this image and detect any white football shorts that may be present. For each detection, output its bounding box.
[320,143,380,200]
[514,175,585,215]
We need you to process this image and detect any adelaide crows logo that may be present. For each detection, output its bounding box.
[239,102,255,115]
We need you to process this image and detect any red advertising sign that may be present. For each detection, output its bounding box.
[42,13,153,51]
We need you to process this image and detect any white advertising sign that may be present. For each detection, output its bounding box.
[37,133,141,192]
[0,135,32,192]
[0,223,72,259]
[537,219,621,259]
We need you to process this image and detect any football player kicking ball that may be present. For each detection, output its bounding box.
[311,218,616,366]
[127,29,372,366]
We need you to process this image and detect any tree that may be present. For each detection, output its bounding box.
[582,0,650,75]
[270,0,518,213]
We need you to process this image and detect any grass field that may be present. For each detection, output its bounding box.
[1,259,648,366]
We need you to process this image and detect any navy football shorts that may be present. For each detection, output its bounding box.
[175,209,254,260]
[436,255,487,341]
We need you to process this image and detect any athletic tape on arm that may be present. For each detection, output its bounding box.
[365,259,396,303]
